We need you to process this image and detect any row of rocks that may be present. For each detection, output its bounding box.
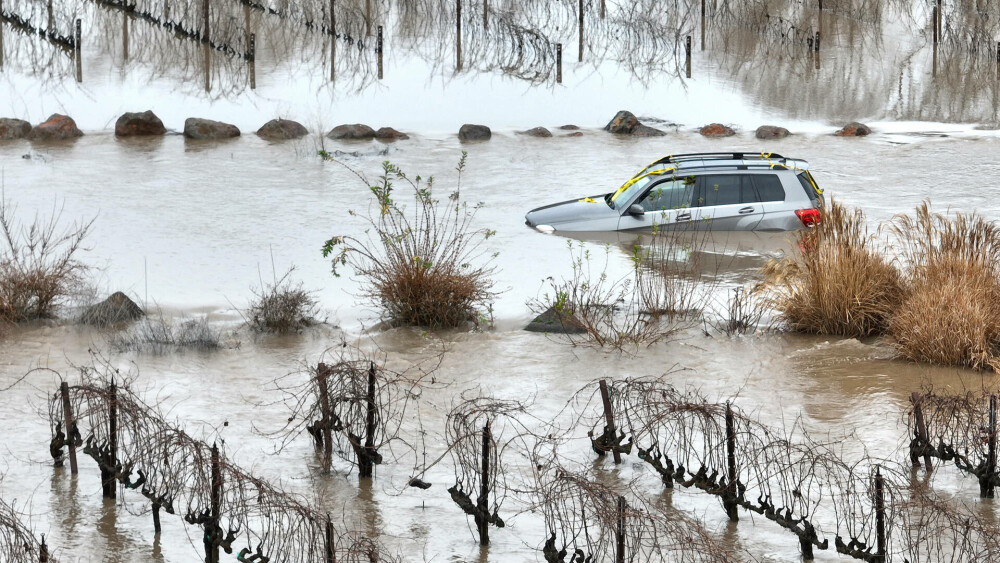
[1,110,874,142]
[605,110,871,139]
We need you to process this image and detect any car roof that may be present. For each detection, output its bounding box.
[636,152,810,176]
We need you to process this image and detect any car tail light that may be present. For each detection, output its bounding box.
[795,208,821,228]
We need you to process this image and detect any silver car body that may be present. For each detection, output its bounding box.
[524,152,823,233]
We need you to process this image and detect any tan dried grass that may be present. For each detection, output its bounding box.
[763,200,903,337]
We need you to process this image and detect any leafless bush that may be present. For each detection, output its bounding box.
[321,153,499,329]
[0,197,94,322]
[106,312,223,353]
[712,284,768,335]
[0,494,55,563]
[246,267,319,334]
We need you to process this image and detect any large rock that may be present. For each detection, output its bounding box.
[524,306,587,334]
[458,124,492,141]
[184,118,240,140]
[0,118,32,140]
[27,114,83,141]
[559,124,580,130]
[327,124,376,140]
[835,122,871,137]
[700,123,736,137]
[375,127,409,140]
[519,126,552,138]
[80,292,144,326]
[755,125,790,140]
[256,118,308,140]
[604,111,665,136]
[115,111,166,137]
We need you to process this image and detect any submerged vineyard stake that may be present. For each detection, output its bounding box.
[316,363,334,461]
[329,0,336,80]
[483,0,487,30]
[377,25,382,79]
[578,0,583,62]
[206,443,222,563]
[325,514,335,562]
[724,402,738,522]
[599,380,621,464]
[874,468,885,563]
[101,378,119,499]
[456,0,462,70]
[685,36,691,78]
[700,0,705,50]
[60,382,78,475]
[360,362,377,478]
[249,33,255,89]
[123,12,129,61]
[615,496,625,563]
[478,421,491,545]
[75,18,81,81]
[932,6,937,45]
[202,0,209,43]
[909,392,932,472]
[986,395,997,498]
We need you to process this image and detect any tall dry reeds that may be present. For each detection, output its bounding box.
[888,203,1000,370]
[763,200,903,337]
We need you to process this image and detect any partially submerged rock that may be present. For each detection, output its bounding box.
[257,118,308,140]
[755,125,790,140]
[81,292,144,327]
[519,127,552,138]
[524,306,587,334]
[375,126,409,140]
[458,124,492,141]
[835,122,872,137]
[604,110,665,136]
[327,123,376,140]
[699,123,736,137]
[28,114,83,141]
[184,118,240,140]
[115,111,166,137]
[559,124,580,130]
[0,118,32,140]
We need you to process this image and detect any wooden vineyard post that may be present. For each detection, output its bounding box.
[556,43,562,83]
[365,0,372,37]
[932,6,938,45]
[615,496,625,563]
[813,31,820,70]
[909,392,933,472]
[874,467,886,563]
[477,421,491,546]
[599,380,621,464]
[577,0,583,62]
[985,395,997,498]
[60,382,78,475]
[456,0,462,70]
[483,0,487,30]
[724,402,738,522]
[325,514,336,563]
[122,11,129,61]
[39,534,48,562]
[377,25,383,79]
[101,378,118,499]
[0,0,4,70]
[360,362,378,478]
[206,443,222,563]
[685,36,691,78]
[202,0,209,43]
[47,0,53,34]
[600,0,605,19]
[316,363,334,459]
[936,0,942,41]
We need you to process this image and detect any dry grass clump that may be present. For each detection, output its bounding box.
[0,198,93,322]
[246,268,319,334]
[321,153,498,329]
[888,203,1000,370]
[763,200,903,337]
[107,313,222,353]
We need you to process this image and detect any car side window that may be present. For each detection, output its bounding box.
[640,178,695,212]
[751,174,785,202]
[697,175,758,207]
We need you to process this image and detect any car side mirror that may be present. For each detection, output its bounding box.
[627,204,645,217]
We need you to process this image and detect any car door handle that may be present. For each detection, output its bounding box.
[676,212,692,221]
[738,206,755,214]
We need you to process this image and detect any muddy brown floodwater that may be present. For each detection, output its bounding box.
[3,0,1000,561]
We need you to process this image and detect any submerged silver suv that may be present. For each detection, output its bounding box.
[524,152,824,233]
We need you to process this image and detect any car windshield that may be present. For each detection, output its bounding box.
[610,176,652,209]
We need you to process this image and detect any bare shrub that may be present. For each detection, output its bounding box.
[107,312,223,353]
[712,284,768,336]
[321,153,498,329]
[0,198,94,322]
[246,267,319,334]
[889,203,1000,369]
[763,200,903,337]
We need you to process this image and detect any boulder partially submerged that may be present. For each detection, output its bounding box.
[524,306,587,334]
[755,125,790,140]
[0,118,32,140]
[459,124,492,141]
[604,111,665,137]
[835,122,872,137]
[327,124,376,140]
[375,127,409,140]
[257,118,308,140]
[519,127,552,138]
[184,118,240,140]
[81,292,144,327]
[116,111,166,137]
[699,123,736,137]
[28,114,83,141]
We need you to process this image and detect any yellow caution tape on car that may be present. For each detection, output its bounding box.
[578,197,598,203]
[610,166,676,203]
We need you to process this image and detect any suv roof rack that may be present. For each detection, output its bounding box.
[652,152,788,166]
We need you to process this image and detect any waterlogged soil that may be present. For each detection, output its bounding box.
[1,130,999,562]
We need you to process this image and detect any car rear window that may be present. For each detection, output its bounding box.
[697,175,758,206]
[751,175,785,202]
[797,172,820,204]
